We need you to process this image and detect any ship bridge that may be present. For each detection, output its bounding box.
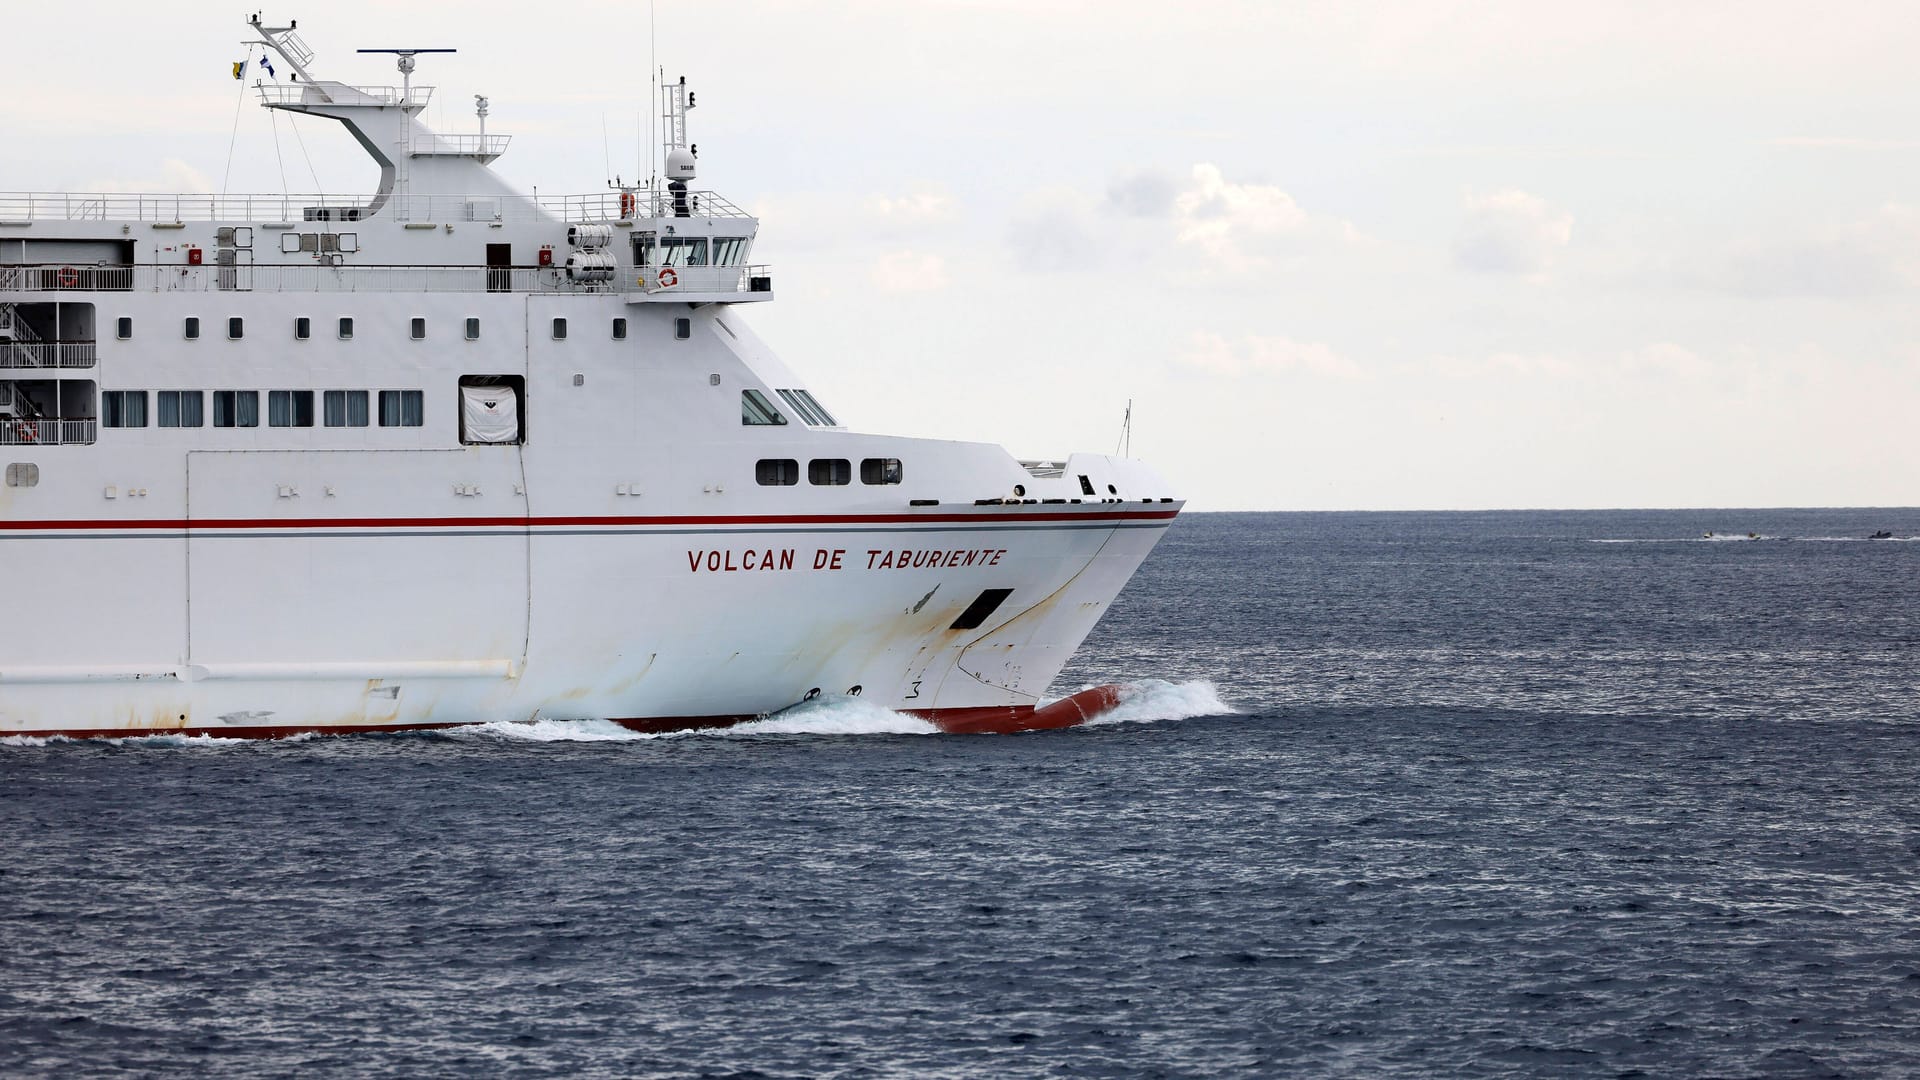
[0,16,771,306]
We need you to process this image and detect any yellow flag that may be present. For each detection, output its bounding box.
[232,60,246,80]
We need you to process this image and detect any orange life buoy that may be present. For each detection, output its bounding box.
[658,266,678,288]
[14,421,37,443]
[619,191,636,218]
[56,266,79,288]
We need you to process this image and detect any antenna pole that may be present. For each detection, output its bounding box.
[1117,399,1133,457]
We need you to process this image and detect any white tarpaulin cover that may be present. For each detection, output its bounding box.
[461,384,520,443]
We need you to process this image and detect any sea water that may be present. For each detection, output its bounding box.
[4,509,1919,1077]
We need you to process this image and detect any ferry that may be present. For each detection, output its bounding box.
[0,16,1181,738]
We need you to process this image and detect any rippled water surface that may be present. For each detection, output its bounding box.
[6,509,1920,1077]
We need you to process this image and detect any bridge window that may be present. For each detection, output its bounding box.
[212,390,259,428]
[101,390,147,428]
[756,459,799,486]
[861,458,903,485]
[777,389,837,427]
[379,389,424,427]
[268,390,315,428]
[158,391,204,428]
[740,389,787,426]
[324,390,369,427]
[712,237,748,266]
[809,459,851,486]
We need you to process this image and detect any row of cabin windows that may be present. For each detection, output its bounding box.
[756,458,902,487]
[120,316,659,342]
[100,389,425,429]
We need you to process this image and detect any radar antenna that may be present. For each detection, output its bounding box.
[355,48,456,110]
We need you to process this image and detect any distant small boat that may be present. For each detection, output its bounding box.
[1869,530,1893,540]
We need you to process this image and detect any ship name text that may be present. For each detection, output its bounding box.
[685,547,1008,573]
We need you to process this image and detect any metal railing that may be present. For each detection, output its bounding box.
[0,341,96,369]
[0,189,755,224]
[0,263,772,298]
[412,134,512,157]
[254,83,434,109]
[0,418,96,446]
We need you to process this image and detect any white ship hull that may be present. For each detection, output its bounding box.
[0,21,1181,737]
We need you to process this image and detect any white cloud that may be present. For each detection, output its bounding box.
[1452,189,1572,277]
[1008,190,1106,271]
[1178,331,1367,380]
[864,189,956,223]
[869,250,949,293]
[1105,168,1179,218]
[1173,164,1312,269]
[1716,203,1920,298]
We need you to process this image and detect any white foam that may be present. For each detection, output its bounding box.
[721,695,942,737]
[451,717,655,743]
[1074,679,1236,727]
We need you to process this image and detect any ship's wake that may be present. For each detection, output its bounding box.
[0,680,1233,747]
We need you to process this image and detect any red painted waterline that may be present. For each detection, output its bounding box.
[0,509,1179,532]
[6,688,1130,740]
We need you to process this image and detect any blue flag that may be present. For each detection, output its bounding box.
[260,55,275,78]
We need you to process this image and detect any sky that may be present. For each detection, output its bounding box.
[3,1,1918,510]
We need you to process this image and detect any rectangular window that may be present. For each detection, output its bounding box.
[379,389,424,427]
[659,236,708,265]
[158,390,204,428]
[552,317,567,340]
[808,459,851,486]
[777,389,838,427]
[228,317,244,340]
[101,390,148,428]
[338,316,354,340]
[324,390,369,427]
[612,317,627,340]
[675,317,691,340]
[410,317,426,340]
[295,317,311,340]
[268,390,315,427]
[861,457,903,485]
[712,237,747,265]
[184,317,200,340]
[212,390,259,428]
[465,317,480,341]
[116,317,132,340]
[740,389,787,426]
[756,459,800,486]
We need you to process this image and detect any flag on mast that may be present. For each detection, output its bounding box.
[232,59,247,80]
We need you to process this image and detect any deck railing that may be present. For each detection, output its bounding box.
[0,341,96,369]
[0,263,771,297]
[0,418,96,446]
[0,190,753,224]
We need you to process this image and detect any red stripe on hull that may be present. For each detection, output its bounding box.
[0,509,1179,533]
